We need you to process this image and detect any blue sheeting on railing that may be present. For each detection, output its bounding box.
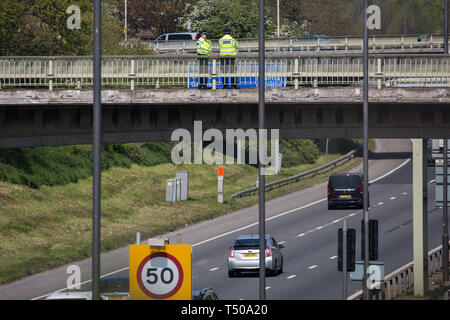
[188,61,286,88]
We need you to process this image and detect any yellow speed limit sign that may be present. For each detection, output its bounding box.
[129,244,191,300]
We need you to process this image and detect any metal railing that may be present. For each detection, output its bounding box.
[348,244,450,300]
[148,34,450,54]
[231,149,358,198]
[1,54,450,90]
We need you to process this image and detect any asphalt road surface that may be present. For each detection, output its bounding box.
[0,139,442,300]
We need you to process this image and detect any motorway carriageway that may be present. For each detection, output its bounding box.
[0,139,440,300]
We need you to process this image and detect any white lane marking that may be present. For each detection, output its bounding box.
[30,266,129,300]
[31,156,412,300]
[378,202,384,205]
[369,158,411,184]
[428,179,436,184]
[193,197,327,248]
[296,209,359,238]
[390,196,396,200]
[329,256,338,260]
[265,287,271,290]
[402,192,407,195]
[287,275,296,279]
[308,265,318,270]
[209,267,219,272]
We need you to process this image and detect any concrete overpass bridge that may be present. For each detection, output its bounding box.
[0,53,449,148]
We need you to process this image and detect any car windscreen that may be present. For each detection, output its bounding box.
[234,238,268,250]
[330,175,361,189]
[168,34,192,41]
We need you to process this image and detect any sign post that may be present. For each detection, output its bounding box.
[129,244,192,300]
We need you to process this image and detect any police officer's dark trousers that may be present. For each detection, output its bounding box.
[219,57,237,89]
[198,55,209,89]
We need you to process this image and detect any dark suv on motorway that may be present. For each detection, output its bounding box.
[327,173,368,210]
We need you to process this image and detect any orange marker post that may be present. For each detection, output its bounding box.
[218,167,224,203]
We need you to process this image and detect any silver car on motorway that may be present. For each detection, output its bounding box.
[227,234,284,277]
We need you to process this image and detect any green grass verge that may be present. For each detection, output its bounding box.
[0,152,363,284]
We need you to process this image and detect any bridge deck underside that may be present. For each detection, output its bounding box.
[1,99,450,148]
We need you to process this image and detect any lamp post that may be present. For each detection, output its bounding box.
[92,0,102,301]
[124,0,128,41]
[258,0,266,300]
[445,0,448,54]
[362,0,370,300]
[277,0,280,38]
[404,0,407,35]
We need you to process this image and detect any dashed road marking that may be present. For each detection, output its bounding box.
[378,202,384,205]
[308,265,318,270]
[329,256,338,260]
[209,267,219,272]
[390,196,396,200]
[287,275,296,279]
[265,286,271,290]
[30,157,412,300]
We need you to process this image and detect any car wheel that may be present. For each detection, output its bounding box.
[328,203,334,210]
[278,258,283,275]
[228,270,235,278]
[270,261,277,276]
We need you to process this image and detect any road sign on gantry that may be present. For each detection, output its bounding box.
[129,244,191,300]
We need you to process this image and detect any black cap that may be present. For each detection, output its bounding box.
[224,28,231,34]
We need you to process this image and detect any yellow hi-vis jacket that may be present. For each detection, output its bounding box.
[219,35,237,56]
[196,38,212,55]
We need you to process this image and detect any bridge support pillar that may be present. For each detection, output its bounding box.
[412,138,429,297]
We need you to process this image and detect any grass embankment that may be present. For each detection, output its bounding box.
[0,150,362,284]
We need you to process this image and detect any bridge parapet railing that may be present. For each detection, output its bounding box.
[348,244,449,300]
[0,54,449,90]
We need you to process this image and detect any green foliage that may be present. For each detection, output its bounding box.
[0,0,92,56]
[182,0,275,39]
[0,143,174,189]
[279,139,320,167]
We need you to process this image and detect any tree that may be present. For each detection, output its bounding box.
[116,0,191,37]
[181,0,275,39]
[0,0,92,56]
[299,0,354,36]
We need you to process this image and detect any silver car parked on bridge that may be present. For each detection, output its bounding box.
[227,234,284,277]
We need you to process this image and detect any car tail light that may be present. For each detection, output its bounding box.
[360,186,363,194]
[266,247,271,257]
[328,187,331,195]
[229,248,235,258]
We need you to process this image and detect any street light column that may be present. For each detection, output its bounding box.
[362,0,370,301]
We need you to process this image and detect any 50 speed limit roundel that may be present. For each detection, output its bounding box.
[129,244,191,300]
[136,252,183,299]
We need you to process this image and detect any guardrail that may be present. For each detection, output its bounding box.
[1,54,450,90]
[148,34,450,53]
[231,149,359,198]
[348,244,450,300]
